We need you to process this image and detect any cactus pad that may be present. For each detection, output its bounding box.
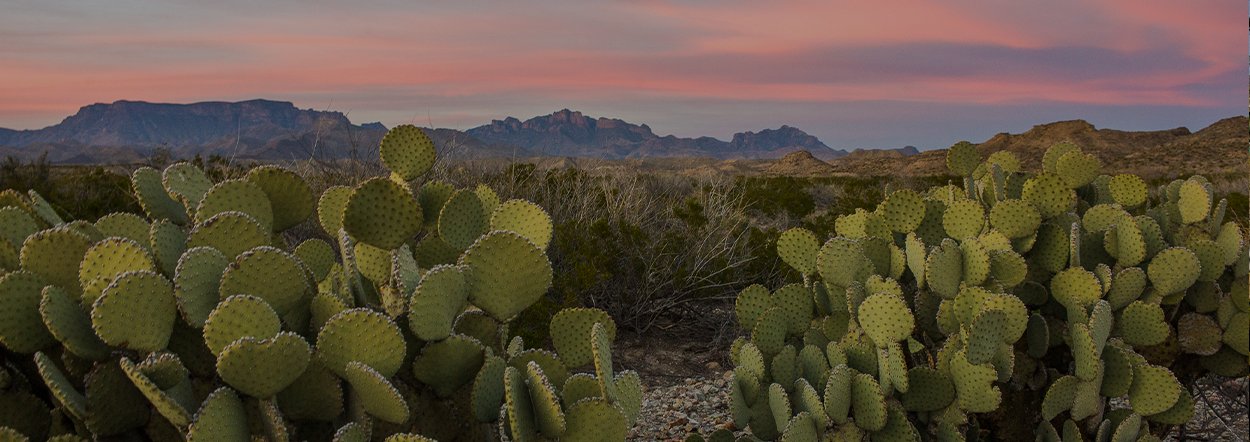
[1176,313,1221,356]
[1177,180,1210,224]
[1127,364,1180,416]
[850,373,887,431]
[187,387,248,442]
[899,367,954,412]
[118,357,193,427]
[926,239,963,300]
[21,228,94,301]
[438,190,487,251]
[187,211,270,260]
[949,349,1000,413]
[1146,247,1201,296]
[379,125,437,181]
[39,286,109,360]
[859,293,914,345]
[172,247,228,328]
[218,246,308,316]
[470,356,507,422]
[523,361,566,437]
[343,361,409,423]
[817,237,869,289]
[246,166,315,232]
[291,239,333,283]
[946,141,980,177]
[90,270,176,351]
[1121,300,1169,347]
[490,200,553,251]
[1050,267,1101,308]
[966,309,1008,365]
[342,178,422,251]
[162,163,213,213]
[777,228,819,275]
[0,272,56,353]
[216,332,311,398]
[412,334,485,397]
[318,308,406,378]
[1186,240,1224,282]
[881,189,926,233]
[989,199,1041,239]
[1022,173,1072,219]
[589,323,617,402]
[195,179,274,230]
[562,397,627,442]
[406,264,466,341]
[1055,151,1099,189]
[1109,175,1147,207]
[943,199,985,240]
[79,237,156,292]
[461,230,552,322]
[82,358,149,436]
[34,351,87,420]
[550,308,616,369]
[564,373,604,409]
[92,213,149,248]
[987,249,1026,288]
[132,168,189,224]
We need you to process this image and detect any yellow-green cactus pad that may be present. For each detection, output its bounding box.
[1186,240,1225,282]
[1050,267,1101,308]
[412,233,459,269]
[987,250,1026,288]
[90,270,175,352]
[1055,151,1099,189]
[1109,174,1147,207]
[1100,345,1135,398]
[470,356,507,422]
[1147,247,1200,295]
[217,332,311,398]
[342,178,421,251]
[162,163,213,215]
[132,167,189,224]
[616,370,642,427]
[187,211,270,260]
[926,239,963,300]
[960,237,990,286]
[417,181,454,231]
[563,373,602,412]
[406,264,467,341]
[0,271,56,353]
[945,141,980,177]
[203,295,281,356]
[562,397,627,442]
[989,199,1041,239]
[859,293,914,345]
[34,351,87,420]
[246,166,315,232]
[475,184,500,215]
[874,404,920,442]
[0,391,49,442]
[219,246,309,316]
[1146,387,1193,424]
[187,387,248,442]
[966,309,1009,365]
[1041,142,1080,173]
[1127,364,1180,416]
[173,247,228,328]
[1223,312,1249,355]
[1177,180,1210,224]
[275,360,343,421]
[835,210,890,240]
[490,199,553,251]
[1022,173,1072,219]
[550,308,615,369]
[39,286,109,360]
[93,213,149,248]
[943,199,985,240]
[383,435,437,442]
[293,239,334,283]
[915,198,948,247]
[505,365,539,442]
[461,230,552,322]
[82,357,150,436]
[453,310,500,350]
[777,228,819,276]
[880,189,926,233]
[1215,222,1243,266]
[821,365,853,425]
[195,179,274,231]
[79,237,155,292]
[950,349,1000,413]
[0,238,19,272]
[982,294,1028,343]
[522,361,566,438]
[1120,301,1169,346]
[439,189,487,251]
[818,237,869,289]
[508,350,570,399]
[118,357,193,427]
[149,219,186,277]
[590,322,616,402]
[21,228,93,301]
[1041,375,1077,421]
[353,242,390,284]
[905,233,927,290]
[899,367,954,412]
[317,186,353,236]
[379,125,437,181]
[343,361,409,423]
[849,373,886,431]
[317,308,406,378]
[331,422,369,442]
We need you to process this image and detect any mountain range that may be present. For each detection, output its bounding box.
[0,100,915,164]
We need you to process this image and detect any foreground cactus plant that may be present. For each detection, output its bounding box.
[693,142,1248,442]
[0,125,639,442]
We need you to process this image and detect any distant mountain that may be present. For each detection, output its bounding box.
[464,109,848,160]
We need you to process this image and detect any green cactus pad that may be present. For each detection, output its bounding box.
[1119,301,1169,347]
[83,357,150,436]
[849,373,886,431]
[92,213,148,248]
[562,397,627,442]
[1028,223,1067,273]
[1022,173,1072,219]
[1222,312,1248,355]
[90,270,176,351]
[589,323,618,401]
[562,373,602,411]
[490,199,553,251]
[23,191,59,227]
[1041,375,1077,421]
[341,178,421,251]
[915,198,949,247]
[872,405,919,442]
[187,211,270,260]
[0,272,56,353]
[777,228,819,275]
[924,239,962,300]
[132,168,189,224]
[39,285,109,360]
[752,307,788,358]
[34,351,87,420]
[1177,180,1210,224]
[1215,222,1243,266]
[351,242,390,284]
[414,180,451,229]
[1186,240,1224,282]
[1041,142,1080,173]
[145,220,183,276]
[820,365,852,425]
[1071,323,1102,382]
[739,342,767,380]
[218,246,309,317]
[291,239,333,284]
[410,234,457,269]
[469,356,507,422]
[187,387,248,442]
[20,228,93,301]
[406,264,466,341]
[0,391,49,442]
[989,199,1041,239]
[905,233,927,290]
[1104,267,1146,311]
[550,308,616,369]
[946,141,980,177]
[203,295,281,358]
[798,345,829,388]
[1099,345,1135,398]
[453,310,502,351]
[438,190,486,251]
[79,237,156,293]
[217,332,311,398]
[952,285,991,329]
[315,186,352,236]
[1050,267,1101,309]
[774,283,815,335]
[949,349,1000,413]
[342,361,409,424]
[986,249,1025,288]
[736,284,771,331]
[817,237,869,289]
[172,247,228,328]
[379,125,437,181]
[460,230,551,322]
[1054,151,1099,189]
[880,189,926,233]
[966,309,1008,365]
[960,237,990,286]
[1145,387,1193,424]
[161,163,213,213]
[504,365,538,442]
[411,334,485,397]
[1108,175,1147,207]
[859,293,914,345]
[245,166,315,232]
[118,357,193,427]
[983,294,1028,343]
[835,210,891,240]
[194,179,274,231]
[318,308,406,378]
[943,199,985,240]
[273,359,343,421]
[899,367,954,412]
[1127,364,1180,416]
[522,361,566,438]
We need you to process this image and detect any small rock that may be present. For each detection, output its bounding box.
[668,417,688,428]
[714,379,726,388]
[705,361,721,372]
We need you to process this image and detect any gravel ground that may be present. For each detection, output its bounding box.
[625,373,1248,442]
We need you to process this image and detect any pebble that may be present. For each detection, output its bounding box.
[627,373,751,441]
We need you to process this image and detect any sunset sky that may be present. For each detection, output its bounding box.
[2,0,1245,150]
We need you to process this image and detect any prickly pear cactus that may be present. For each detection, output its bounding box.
[0,124,638,442]
[702,142,1248,442]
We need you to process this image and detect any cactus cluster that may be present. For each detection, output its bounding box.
[0,125,640,442]
[701,142,1248,442]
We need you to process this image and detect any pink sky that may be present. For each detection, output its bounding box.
[1,0,1244,149]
